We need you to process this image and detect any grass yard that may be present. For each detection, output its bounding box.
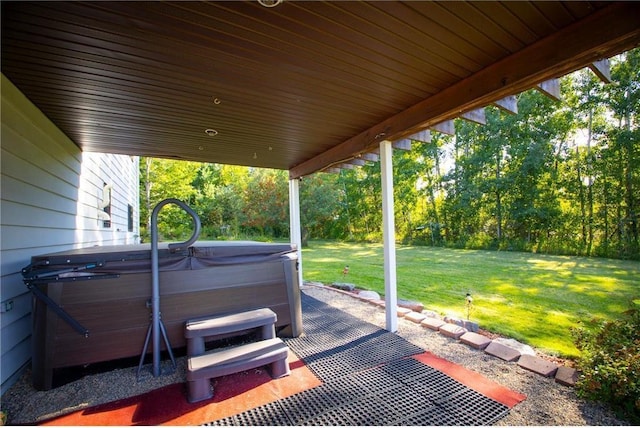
[301,240,640,358]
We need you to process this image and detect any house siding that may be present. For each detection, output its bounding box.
[1,74,140,394]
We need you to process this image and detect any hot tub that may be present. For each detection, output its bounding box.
[22,241,302,390]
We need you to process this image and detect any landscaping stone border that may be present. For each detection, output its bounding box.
[321,282,578,388]
[460,332,492,350]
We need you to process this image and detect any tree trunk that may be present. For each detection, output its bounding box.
[577,146,587,253]
[623,103,638,254]
[495,148,503,241]
[603,178,610,254]
[586,108,594,256]
[425,170,441,244]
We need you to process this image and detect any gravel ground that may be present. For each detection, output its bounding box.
[1,284,627,426]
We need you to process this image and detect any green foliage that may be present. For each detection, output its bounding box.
[371,50,639,259]
[140,160,291,242]
[139,158,202,242]
[138,48,640,261]
[463,231,494,250]
[572,303,640,422]
[242,169,289,238]
[300,174,344,243]
[304,240,640,358]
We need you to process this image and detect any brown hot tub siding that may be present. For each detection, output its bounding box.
[27,242,301,390]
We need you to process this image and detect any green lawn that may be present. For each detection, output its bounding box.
[301,240,640,358]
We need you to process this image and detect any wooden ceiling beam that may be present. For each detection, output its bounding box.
[392,139,412,151]
[348,159,366,166]
[589,58,612,83]
[536,78,562,101]
[460,108,487,125]
[360,153,379,162]
[289,2,640,179]
[409,129,432,144]
[493,95,518,115]
[431,120,455,135]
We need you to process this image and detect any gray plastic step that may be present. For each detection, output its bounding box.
[185,308,277,356]
[187,337,290,403]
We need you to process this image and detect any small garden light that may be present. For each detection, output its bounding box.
[465,293,473,320]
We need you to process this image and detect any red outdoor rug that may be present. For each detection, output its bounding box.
[39,355,321,426]
[413,352,527,408]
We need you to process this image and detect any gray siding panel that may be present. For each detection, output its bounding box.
[1,147,80,202]
[1,74,140,394]
[0,337,31,391]
[1,310,30,351]
[2,226,79,250]
[0,173,78,217]
[0,200,75,229]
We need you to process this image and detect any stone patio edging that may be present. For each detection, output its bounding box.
[305,282,578,388]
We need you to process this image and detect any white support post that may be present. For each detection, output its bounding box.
[289,178,303,287]
[380,140,398,332]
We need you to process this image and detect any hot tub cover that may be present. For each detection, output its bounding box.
[23,241,298,282]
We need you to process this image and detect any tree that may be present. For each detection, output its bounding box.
[565,68,609,255]
[605,49,640,258]
[140,157,201,242]
[193,164,246,238]
[300,173,343,244]
[242,169,289,238]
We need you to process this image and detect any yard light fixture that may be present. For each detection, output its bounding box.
[465,293,473,320]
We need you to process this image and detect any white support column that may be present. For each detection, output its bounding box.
[289,178,303,287]
[380,140,398,332]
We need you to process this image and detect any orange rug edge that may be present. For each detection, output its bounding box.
[413,351,527,408]
[38,352,321,426]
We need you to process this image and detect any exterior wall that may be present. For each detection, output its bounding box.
[1,74,140,394]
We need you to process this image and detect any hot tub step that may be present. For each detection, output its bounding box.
[186,337,290,403]
[185,308,277,356]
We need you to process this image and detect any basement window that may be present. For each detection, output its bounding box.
[128,204,134,232]
[101,182,112,228]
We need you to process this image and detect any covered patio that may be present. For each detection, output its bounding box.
[2,1,639,333]
[5,284,629,425]
[5,286,534,425]
[2,1,639,425]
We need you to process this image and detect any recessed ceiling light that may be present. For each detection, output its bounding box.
[205,129,218,137]
[258,0,283,7]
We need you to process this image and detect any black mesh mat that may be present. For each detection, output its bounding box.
[203,293,511,426]
[289,294,422,382]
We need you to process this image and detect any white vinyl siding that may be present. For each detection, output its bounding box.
[1,74,140,394]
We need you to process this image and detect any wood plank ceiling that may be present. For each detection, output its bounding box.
[2,1,639,178]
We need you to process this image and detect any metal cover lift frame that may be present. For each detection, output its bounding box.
[137,198,202,378]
